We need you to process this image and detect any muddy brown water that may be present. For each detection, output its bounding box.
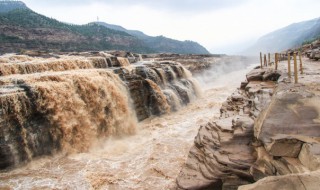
[0,61,255,190]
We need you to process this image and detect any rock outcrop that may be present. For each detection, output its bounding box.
[176,67,278,189]
[251,77,320,184]
[239,170,320,190]
[177,59,320,189]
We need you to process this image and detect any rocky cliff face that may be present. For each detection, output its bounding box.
[0,51,201,169]
[177,59,320,189]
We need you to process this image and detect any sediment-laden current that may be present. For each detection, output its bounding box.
[0,53,255,189]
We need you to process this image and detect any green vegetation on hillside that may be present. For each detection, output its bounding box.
[95,22,210,54]
[0,9,132,37]
[302,36,320,45]
[0,1,210,54]
[0,8,153,53]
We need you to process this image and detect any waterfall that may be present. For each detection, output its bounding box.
[145,79,170,115]
[116,57,131,67]
[0,70,137,168]
[163,88,182,111]
[0,56,110,76]
[0,53,201,169]
[126,61,202,115]
[139,54,143,61]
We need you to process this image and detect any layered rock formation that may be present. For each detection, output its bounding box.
[176,67,279,189]
[0,51,201,169]
[177,59,320,189]
[244,61,320,189]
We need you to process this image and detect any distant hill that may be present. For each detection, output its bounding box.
[94,22,147,39]
[94,22,210,54]
[247,17,320,54]
[0,1,152,53]
[0,1,210,54]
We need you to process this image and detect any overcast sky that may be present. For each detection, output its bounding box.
[23,0,320,54]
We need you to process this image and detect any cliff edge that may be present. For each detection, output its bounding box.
[177,57,320,189]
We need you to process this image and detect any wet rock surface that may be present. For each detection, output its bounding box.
[177,59,320,189]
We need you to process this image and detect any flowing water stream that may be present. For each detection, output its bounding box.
[0,58,256,190]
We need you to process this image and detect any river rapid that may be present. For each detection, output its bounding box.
[0,58,256,190]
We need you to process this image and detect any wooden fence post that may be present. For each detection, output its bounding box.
[287,52,291,79]
[294,53,298,84]
[260,52,263,69]
[299,51,303,74]
[275,53,278,70]
[264,54,267,67]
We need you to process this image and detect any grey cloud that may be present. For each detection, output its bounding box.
[27,0,248,12]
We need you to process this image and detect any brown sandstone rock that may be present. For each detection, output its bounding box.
[177,83,272,189]
[239,171,320,190]
[178,59,320,190]
[265,137,303,157]
[246,68,280,82]
[255,84,320,153]
[246,69,265,81]
[299,143,320,171]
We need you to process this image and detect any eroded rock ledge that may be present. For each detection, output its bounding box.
[177,60,320,190]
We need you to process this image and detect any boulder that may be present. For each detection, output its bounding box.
[255,84,320,150]
[246,69,265,81]
[246,68,281,82]
[262,69,281,81]
[265,137,303,157]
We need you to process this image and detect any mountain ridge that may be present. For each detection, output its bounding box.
[0,0,210,54]
[247,17,320,54]
[94,21,210,54]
